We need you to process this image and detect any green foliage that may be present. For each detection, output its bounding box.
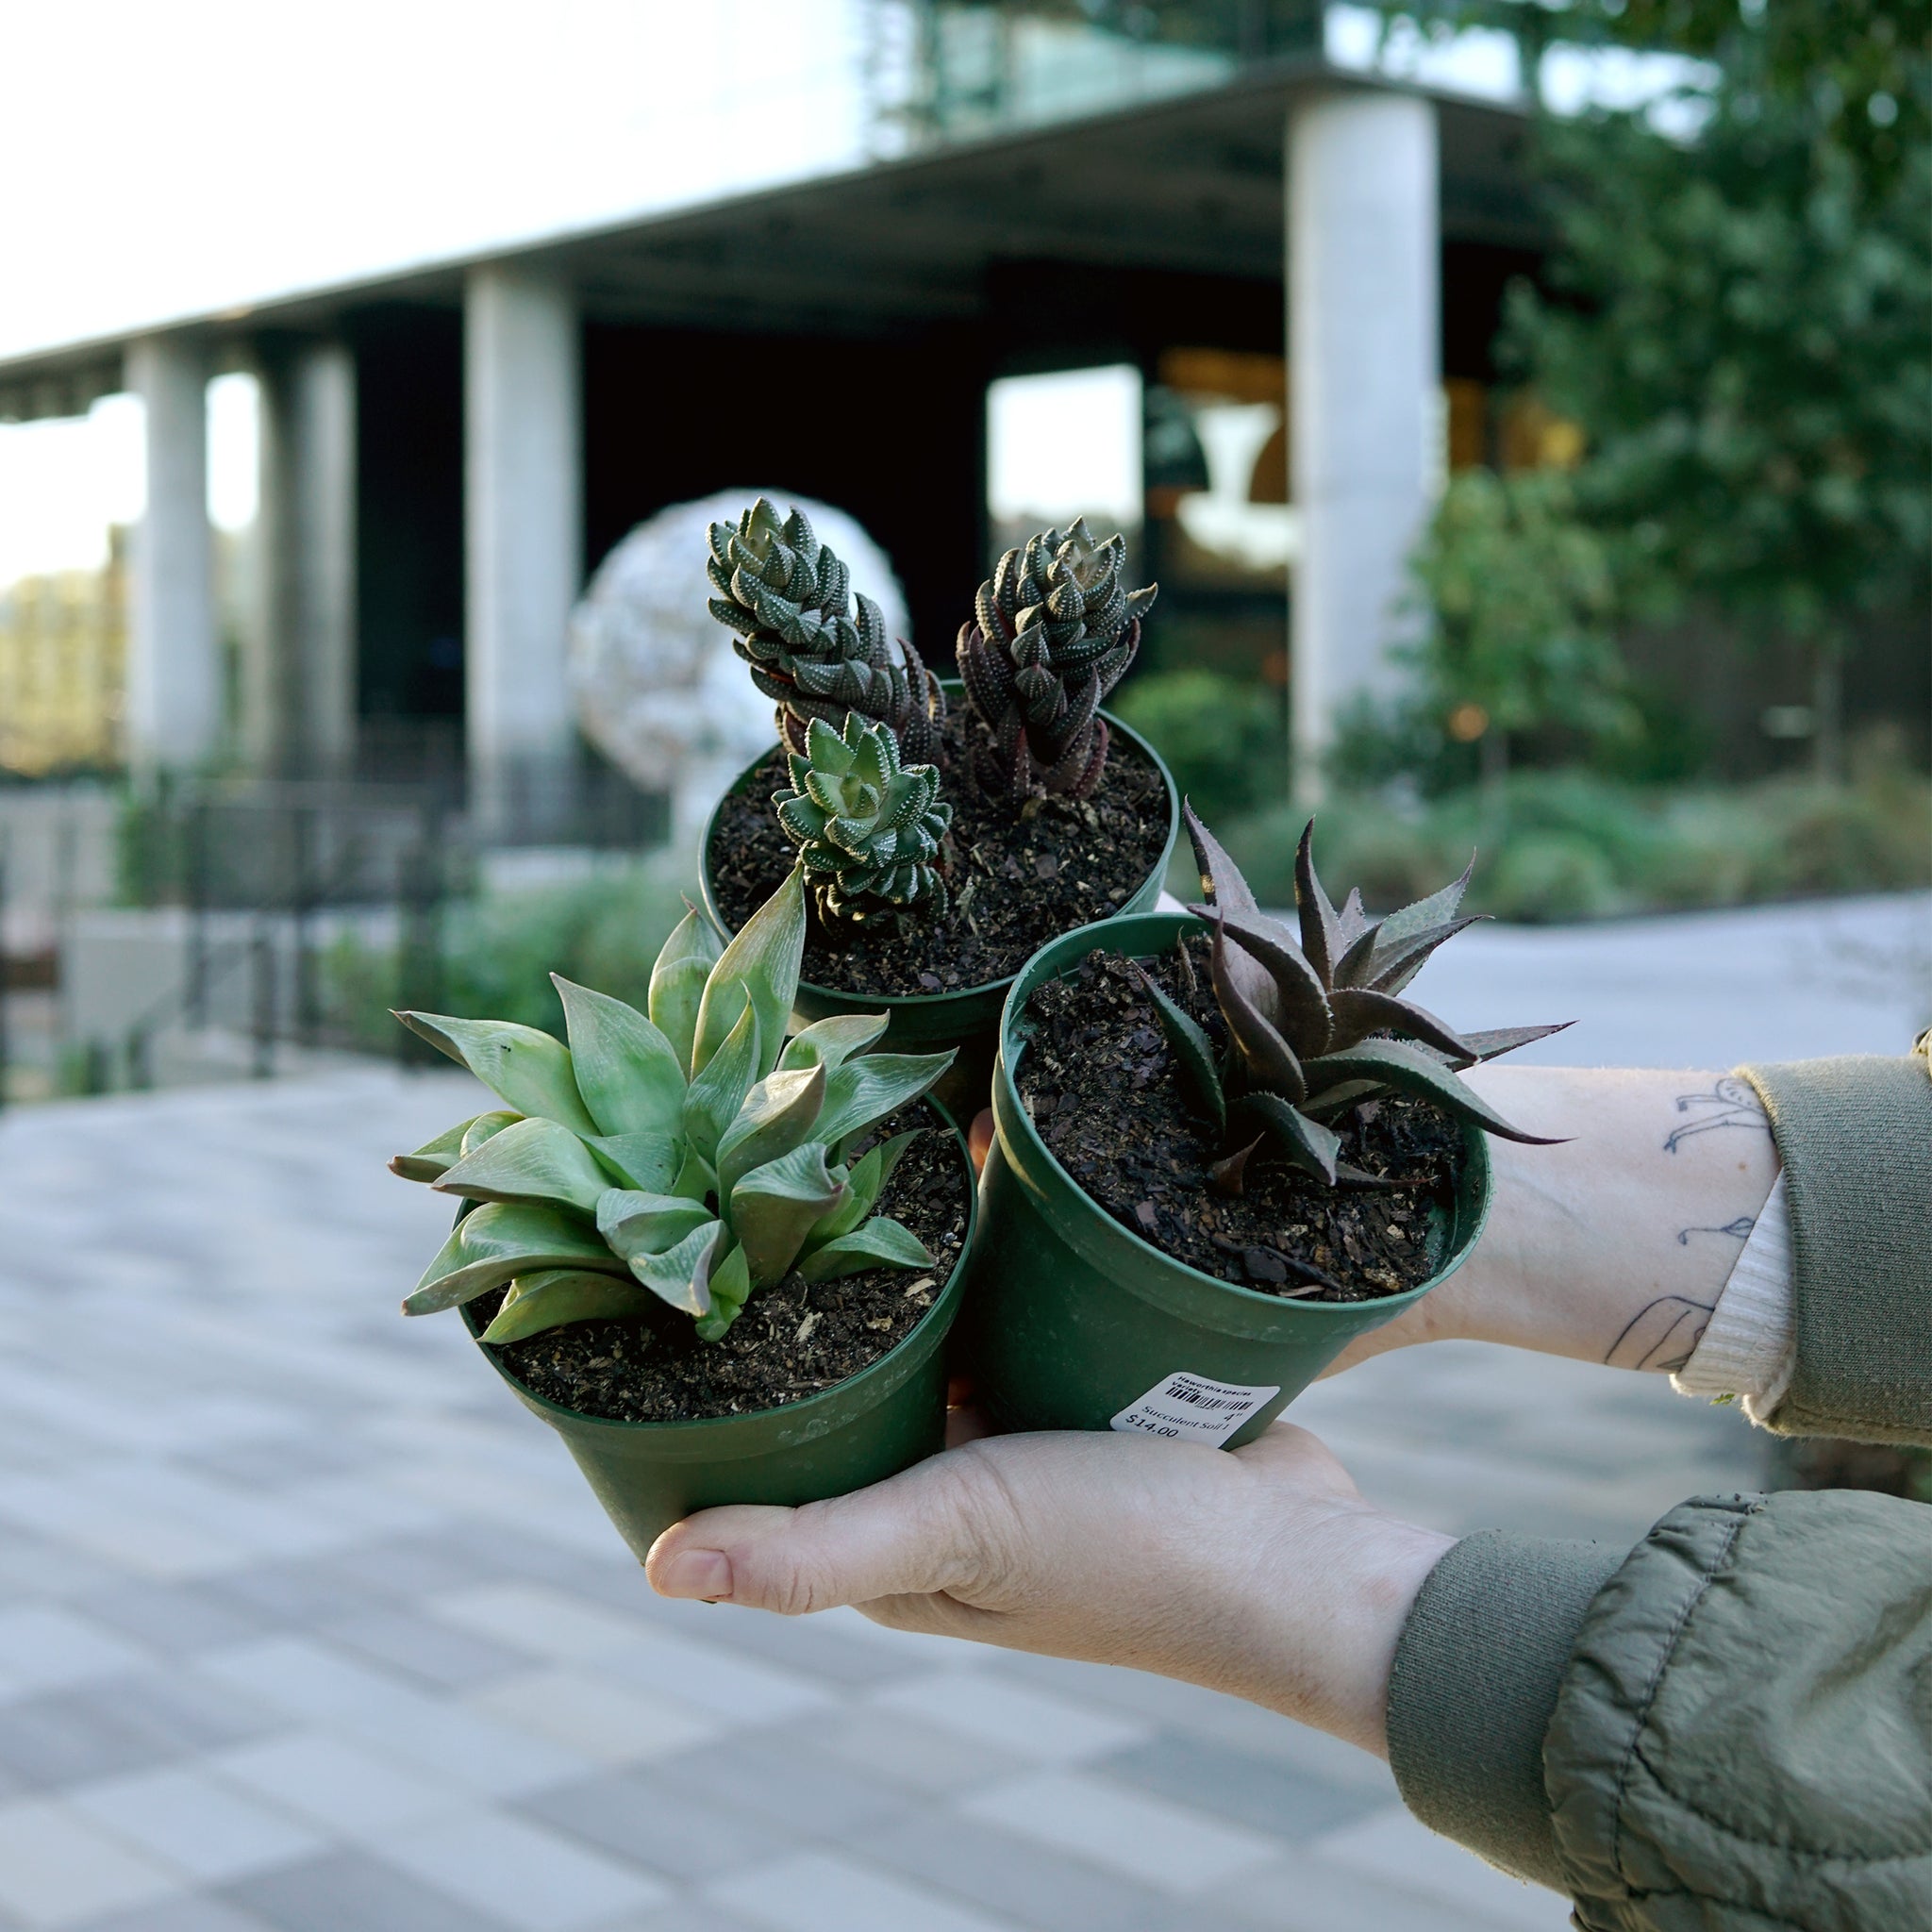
[707,498,944,763]
[1398,470,1640,760]
[774,713,952,923]
[957,518,1157,799]
[1146,805,1563,1187]
[1220,761,1932,924]
[388,867,954,1344]
[1112,670,1283,824]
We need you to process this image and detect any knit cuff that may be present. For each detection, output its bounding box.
[1387,1530,1626,1891]
[1673,1171,1795,1424]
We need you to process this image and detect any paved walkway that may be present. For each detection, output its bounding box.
[0,894,1921,1932]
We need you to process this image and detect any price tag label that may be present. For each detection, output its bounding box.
[1109,1371,1282,1448]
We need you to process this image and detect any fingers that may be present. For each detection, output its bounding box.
[968,1108,993,1175]
[646,1454,985,1615]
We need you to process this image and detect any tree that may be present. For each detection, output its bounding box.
[1378,1,1932,776]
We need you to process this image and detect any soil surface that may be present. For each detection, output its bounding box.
[469,1103,970,1423]
[1014,941,1465,1303]
[707,709,1170,995]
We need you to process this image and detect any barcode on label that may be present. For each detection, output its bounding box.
[1110,1371,1282,1449]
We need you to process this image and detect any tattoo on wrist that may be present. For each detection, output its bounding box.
[1664,1077,1770,1154]
[1606,1294,1716,1373]
[1676,1216,1756,1246]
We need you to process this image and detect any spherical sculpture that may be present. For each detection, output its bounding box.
[568,491,911,841]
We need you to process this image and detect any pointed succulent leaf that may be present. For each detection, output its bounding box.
[650,908,724,1080]
[404,1202,625,1314]
[808,1129,918,1244]
[1235,1092,1341,1185]
[1330,921,1383,988]
[1365,915,1486,996]
[461,1110,525,1156]
[1207,1133,1264,1198]
[683,999,760,1169]
[432,1117,610,1215]
[480,1269,655,1344]
[1128,962,1224,1136]
[692,1241,754,1342]
[390,1116,480,1184]
[1336,887,1372,948]
[1324,989,1480,1060]
[1374,854,1475,958]
[777,1012,890,1074]
[1190,906,1332,1053]
[1452,1022,1574,1064]
[715,1063,826,1205]
[812,1049,956,1152]
[392,1013,599,1135]
[668,1141,716,1203]
[584,1130,682,1193]
[1209,922,1306,1102]
[795,1215,934,1282]
[1292,820,1344,986]
[598,1189,715,1262]
[1183,801,1260,921]
[731,1141,845,1289]
[1301,1039,1568,1145]
[627,1219,725,1318]
[693,865,805,1082]
[550,976,686,1138]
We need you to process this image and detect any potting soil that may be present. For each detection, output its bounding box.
[1015,942,1462,1302]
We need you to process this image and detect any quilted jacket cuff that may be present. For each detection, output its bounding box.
[1387,1529,1625,1890]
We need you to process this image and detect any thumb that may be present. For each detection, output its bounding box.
[644,1456,983,1616]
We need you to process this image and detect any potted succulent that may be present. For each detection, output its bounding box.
[387,868,975,1560]
[699,499,1179,1107]
[961,806,1569,1447]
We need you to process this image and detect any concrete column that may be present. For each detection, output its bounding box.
[1287,90,1441,800]
[464,264,582,816]
[125,335,219,773]
[252,339,358,775]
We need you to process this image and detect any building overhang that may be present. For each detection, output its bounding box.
[0,58,1537,418]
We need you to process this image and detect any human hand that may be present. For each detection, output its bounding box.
[646,1422,1451,1757]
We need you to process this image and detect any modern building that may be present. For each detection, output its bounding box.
[0,8,1553,804]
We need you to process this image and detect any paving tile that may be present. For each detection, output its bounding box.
[686,1605,929,1689]
[0,1796,182,1927]
[198,1560,393,1628]
[323,1607,530,1691]
[709,1850,1024,1932]
[0,1670,280,1789]
[468,1667,719,1765]
[73,1892,275,1932]
[197,1636,591,1798]
[71,1580,275,1657]
[604,1907,764,1932]
[1311,1805,1573,1931]
[870,1670,1150,1765]
[372,1811,668,1930]
[964,1769,1284,1893]
[525,1768,800,1882]
[596,1632,830,1726]
[646,1733,910,1838]
[208,1732,460,1840]
[318,1532,508,1601]
[1092,1730,1391,1840]
[764,1703,1030,1798]
[0,1610,153,1705]
[428,1582,662,1663]
[1208,1852,1508,1932]
[222,1847,516,1932]
[837,1803,1186,1932]
[65,1765,322,1882]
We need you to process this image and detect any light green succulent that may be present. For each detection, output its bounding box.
[389,868,955,1344]
[774,712,952,924]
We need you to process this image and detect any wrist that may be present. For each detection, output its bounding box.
[1238,1501,1454,1757]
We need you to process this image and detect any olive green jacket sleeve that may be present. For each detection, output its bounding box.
[1388,1051,1932,1924]
[1740,1049,1932,1445]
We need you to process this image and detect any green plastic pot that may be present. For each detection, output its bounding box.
[462,1102,976,1563]
[960,913,1492,1449]
[697,685,1178,1117]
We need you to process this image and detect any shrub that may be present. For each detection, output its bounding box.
[1113,669,1283,824]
